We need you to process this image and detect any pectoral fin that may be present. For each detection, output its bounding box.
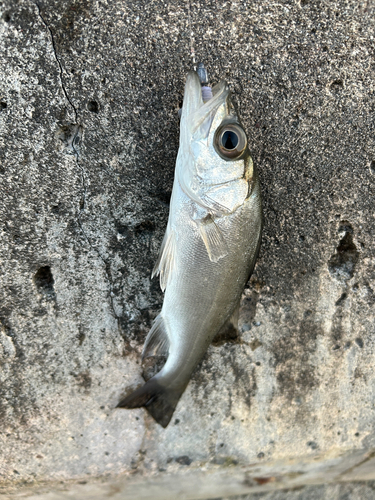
[142,314,170,360]
[196,215,228,263]
[152,229,176,292]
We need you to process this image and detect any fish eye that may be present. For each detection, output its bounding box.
[214,123,247,160]
[222,130,239,149]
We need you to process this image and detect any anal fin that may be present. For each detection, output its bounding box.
[196,215,228,263]
[142,314,170,360]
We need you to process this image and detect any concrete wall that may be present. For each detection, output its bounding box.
[0,0,375,497]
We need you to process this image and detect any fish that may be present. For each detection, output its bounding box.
[117,64,262,427]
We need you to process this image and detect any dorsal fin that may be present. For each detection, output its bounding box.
[142,314,170,360]
[151,229,176,292]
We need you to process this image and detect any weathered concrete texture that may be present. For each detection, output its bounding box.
[222,481,375,500]
[0,449,370,499]
[0,0,375,494]
[2,450,375,500]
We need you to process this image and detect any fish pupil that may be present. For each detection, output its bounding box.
[222,130,238,150]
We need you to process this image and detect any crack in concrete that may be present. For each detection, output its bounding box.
[34,2,78,123]
[338,450,375,480]
[34,2,121,332]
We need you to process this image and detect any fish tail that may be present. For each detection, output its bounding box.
[117,376,185,428]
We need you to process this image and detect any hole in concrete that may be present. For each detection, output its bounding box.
[78,332,85,346]
[2,12,11,22]
[33,266,55,297]
[307,441,318,450]
[355,338,364,348]
[87,100,99,113]
[0,101,7,111]
[330,79,344,92]
[51,204,61,214]
[328,222,359,282]
[335,292,347,306]
[175,456,192,466]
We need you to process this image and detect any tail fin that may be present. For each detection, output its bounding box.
[117,377,185,428]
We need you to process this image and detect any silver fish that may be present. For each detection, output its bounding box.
[118,65,262,427]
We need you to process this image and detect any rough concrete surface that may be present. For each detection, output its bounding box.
[220,480,375,500]
[0,0,375,497]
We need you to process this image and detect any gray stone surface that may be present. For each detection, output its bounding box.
[221,481,375,500]
[1,0,375,495]
[2,452,375,500]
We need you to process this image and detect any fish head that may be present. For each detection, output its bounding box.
[178,70,252,212]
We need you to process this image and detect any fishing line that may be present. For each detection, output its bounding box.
[186,1,213,102]
[187,0,196,69]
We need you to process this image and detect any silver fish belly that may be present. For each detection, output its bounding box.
[118,66,262,427]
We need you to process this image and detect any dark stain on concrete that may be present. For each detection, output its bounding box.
[272,310,321,402]
[74,371,92,391]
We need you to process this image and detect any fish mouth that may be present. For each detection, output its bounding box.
[181,70,232,134]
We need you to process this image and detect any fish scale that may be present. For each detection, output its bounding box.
[118,65,262,427]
